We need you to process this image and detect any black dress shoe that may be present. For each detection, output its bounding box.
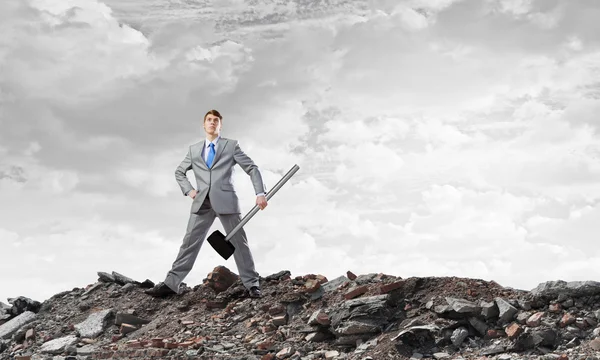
[144,282,177,297]
[249,286,261,298]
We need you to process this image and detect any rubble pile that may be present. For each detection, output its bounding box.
[1,267,600,360]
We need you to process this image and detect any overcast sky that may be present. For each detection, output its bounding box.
[1,0,600,304]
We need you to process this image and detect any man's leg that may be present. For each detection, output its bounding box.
[218,213,260,290]
[163,197,216,294]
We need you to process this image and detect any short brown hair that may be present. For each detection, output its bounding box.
[204,109,222,122]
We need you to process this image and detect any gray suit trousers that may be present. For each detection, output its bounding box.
[163,196,260,293]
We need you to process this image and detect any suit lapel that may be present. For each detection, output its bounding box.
[212,138,229,167]
[194,142,209,170]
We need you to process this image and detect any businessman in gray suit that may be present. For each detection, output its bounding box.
[145,109,267,298]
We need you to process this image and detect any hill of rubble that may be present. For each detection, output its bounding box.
[2,267,600,360]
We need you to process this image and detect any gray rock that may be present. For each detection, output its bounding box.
[115,313,150,326]
[97,272,115,283]
[333,320,382,335]
[495,298,518,324]
[305,332,331,342]
[468,317,488,336]
[309,287,325,301]
[354,274,378,285]
[39,334,78,354]
[82,283,103,296]
[77,344,97,355]
[321,276,350,293]
[513,328,558,350]
[433,353,450,359]
[392,324,439,346]
[343,294,389,308]
[480,300,499,319]
[480,344,506,355]
[74,309,114,338]
[112,271,138,285]
[265,270,291,281]
[518,299,532,310]
[446,297,480,314]
[516,312,530,323]
[531,280,600,298]
[451,327,469,346]
[7,296,41,316]
[121,283,135,292]
[0,311,36,339]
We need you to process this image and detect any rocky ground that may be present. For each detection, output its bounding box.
[2,267,600,360]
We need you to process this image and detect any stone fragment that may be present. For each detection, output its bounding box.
[589,337,600,351]
[97,272,115,283]
[379,280,405,294]
[346,271,357,280]
[203,266,239,293]
[39,335,78,354]
[114,313,150,326]
[451,327,468,346]
[276,347,293,359]
[495,298,518,324]
[7,297,41,316]
[265,270,291,282]
[344,285,368,299]
[527,312,544,327]
[505,323,523,339]
[531,280,600,298]
[468,317,488,336]
[480,300,499,319]
[321,276,350,293]
[74,309,114,338]
[559,313,576,327]
[112,271,137,285]
[0,311,36,339]
[325,350,340,359]
[446,297,481,314]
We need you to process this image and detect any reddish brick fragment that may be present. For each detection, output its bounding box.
[559,313,576,327]
[346,271,357,280]
[316,312,331,326]
[344,285,368,300]
[303,279,321,293]
[526,312,544,327]
[505,323,523,339]
[379,280,404,294]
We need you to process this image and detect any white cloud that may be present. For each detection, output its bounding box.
[2,0,600,303]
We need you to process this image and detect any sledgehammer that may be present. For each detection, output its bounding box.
[207,164,300,259]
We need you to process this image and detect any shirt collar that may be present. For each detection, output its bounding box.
[205,135,220,147]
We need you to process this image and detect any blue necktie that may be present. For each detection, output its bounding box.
[206,143,215,168]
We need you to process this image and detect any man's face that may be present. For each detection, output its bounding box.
[204,114,221,135]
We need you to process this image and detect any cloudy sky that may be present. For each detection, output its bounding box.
[2,0,600,303]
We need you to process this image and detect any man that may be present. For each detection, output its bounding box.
[145,109,267,298]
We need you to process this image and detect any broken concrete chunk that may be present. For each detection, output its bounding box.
[0,311,36,339]
[74,309,114,338]
[39,334,78,354]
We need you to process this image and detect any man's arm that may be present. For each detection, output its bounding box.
[175,147,195,196]
[232,141,266,196]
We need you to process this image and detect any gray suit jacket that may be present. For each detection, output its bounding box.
[175,137,266,214]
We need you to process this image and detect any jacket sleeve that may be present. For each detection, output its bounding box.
[175,146,194,196]
[233,141,266,195]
